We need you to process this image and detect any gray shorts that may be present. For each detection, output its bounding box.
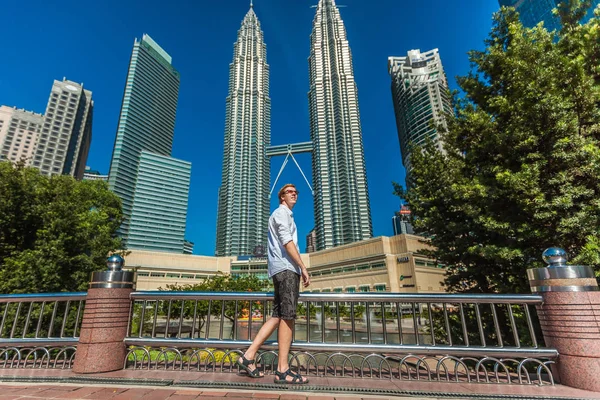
[272,269,300,320]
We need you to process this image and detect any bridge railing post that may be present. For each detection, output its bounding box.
[73,254,135,374]
[527,247,600,392]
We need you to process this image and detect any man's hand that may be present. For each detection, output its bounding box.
[301,267,311,287]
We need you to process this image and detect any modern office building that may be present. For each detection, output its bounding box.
[108,34,191,252]
[388,49,453,179]
[0,106,43,164]
[126,151,191,252]
[128,234,445,295]
[498,0,600,32]
[308,0,372,251]
[215,5,271,257]
[31,79,93,180]
[82,166,108,182]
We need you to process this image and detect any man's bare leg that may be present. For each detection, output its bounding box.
[242,317,280,376]
[277,318,293,373]
[276,319,307,383]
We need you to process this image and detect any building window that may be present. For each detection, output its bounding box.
[374,284,387,292]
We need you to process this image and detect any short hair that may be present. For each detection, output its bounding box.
[278,184,297,204]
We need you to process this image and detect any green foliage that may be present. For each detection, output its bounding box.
[395,2,600,294]
[0,162,123,293]
[127,347,239,365]
[155,273,270,337]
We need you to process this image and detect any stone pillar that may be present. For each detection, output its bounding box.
[527,248,600,392]
[73,255,135,374]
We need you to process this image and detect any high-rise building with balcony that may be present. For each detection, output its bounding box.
[108,34,191,253]
[31,79,93,180]
[308,0,372,251]
[215,5,271,257]
[498,0,600,32]
[0,106,43,165]
[388,49,453,179]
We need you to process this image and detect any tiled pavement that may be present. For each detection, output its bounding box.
[0,384,406,400]
[0,368,598,400]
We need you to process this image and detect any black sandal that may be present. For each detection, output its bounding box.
[274,368,309,385]
[237,355,263,378]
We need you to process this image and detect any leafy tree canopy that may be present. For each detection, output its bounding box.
[395,1,600,294]
[0,161,123,293]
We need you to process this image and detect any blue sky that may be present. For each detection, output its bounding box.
[0,0,500,256]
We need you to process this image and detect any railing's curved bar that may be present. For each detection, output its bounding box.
[476,357,510,384]
[124,346,151,370]
[289,351,319,376]
[23,347,50,369]
[414,356,433,380]
[0,347,21,368]
[52,346,76,369]
[188,348,216,372]
[155,347,183,371]
[539,361,556,385]
[221,349,241,372]
[494,358,519,384]
[360,354,391,379]
[399,355,421,381]
[324,352,351,377]
[517,358,554,385]
[256,350,278,373]
[123,338,558,359]
[436,355,471,383]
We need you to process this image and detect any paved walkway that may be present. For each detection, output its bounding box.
[0,368,598,399]
[0,383,408,400]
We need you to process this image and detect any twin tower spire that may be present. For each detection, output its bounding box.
[215,0,372,257]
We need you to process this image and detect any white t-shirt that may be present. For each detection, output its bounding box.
[267,204,300,278]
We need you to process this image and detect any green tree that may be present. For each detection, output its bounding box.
[395,1,600,294]
[0,161,123,293]
[158,273,269,337]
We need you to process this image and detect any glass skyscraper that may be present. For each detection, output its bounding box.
[308,0,373,251]
[108,34,191,253]
[499,0,600,32]
[126,151,191,252]
[215,5,271,257]
[388,49,453,180]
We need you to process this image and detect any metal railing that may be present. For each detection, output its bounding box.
[0,293,86,368]
[125,291,557,384]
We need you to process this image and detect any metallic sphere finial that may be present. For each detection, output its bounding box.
[542,247,568,268]
[106,254,125,272]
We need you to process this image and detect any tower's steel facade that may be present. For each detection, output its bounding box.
[216,5,271,256]
[308,0,373,251]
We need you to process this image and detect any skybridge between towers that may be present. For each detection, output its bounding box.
[267,141,314,198]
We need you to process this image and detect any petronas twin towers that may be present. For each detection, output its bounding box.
[216,0,372,256]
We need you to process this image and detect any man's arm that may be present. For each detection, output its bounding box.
[284,241,310,287]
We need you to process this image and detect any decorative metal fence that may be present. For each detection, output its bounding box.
[0,293,86,369]
[125,292,558,385]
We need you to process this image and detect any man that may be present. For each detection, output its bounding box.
[237,183,310,384]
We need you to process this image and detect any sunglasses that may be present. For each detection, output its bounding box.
[284,190,299,195]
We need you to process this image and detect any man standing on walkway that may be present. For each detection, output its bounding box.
[237,183,310,384]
